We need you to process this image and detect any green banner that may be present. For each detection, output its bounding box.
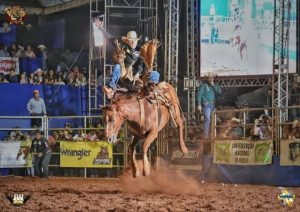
[213,140,272,165]
[280,139,300,166]
[60,141,113,168]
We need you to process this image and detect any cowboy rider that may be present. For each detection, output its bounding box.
[94,18,160,98]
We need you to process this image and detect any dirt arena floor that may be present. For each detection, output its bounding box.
[1,169,299,212]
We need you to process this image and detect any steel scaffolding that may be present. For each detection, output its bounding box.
[87,0,157,113]
[102,0,157,105]
[88,0,104,116]
[164,0,179,90]
[272,0,291,122]
[185,0,200,118]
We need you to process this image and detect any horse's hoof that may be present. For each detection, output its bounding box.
[144,165,151,176]
[144,170,150,176]
[135,171,141,177]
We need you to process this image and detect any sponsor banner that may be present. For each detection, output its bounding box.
[213,140,272,165]
[0,57,19,75]
[168,141,203,170]
[280,139,300,166]
[60,141,113,168]
[0,141,32,167]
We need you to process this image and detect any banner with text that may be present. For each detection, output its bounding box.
[0,141,32,167]
[60,141,113,168]
[213,140,272,165]
[280,139,300,166]
[0,57,19,75]
[168,141,203,170]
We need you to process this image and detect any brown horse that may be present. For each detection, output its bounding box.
[102,82,188,176]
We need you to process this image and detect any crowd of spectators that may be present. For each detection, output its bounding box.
[0,42,87,86]
[3,122,106,143]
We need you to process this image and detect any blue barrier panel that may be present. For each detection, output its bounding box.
[19,58,42,73]
[0,84,84,139]
[202,154,300,186]
[0,84,83,116]
[0,25,16,46]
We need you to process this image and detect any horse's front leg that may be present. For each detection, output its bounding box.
[143,130,158,176]
[129,136,140,177]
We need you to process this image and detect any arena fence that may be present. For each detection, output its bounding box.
[1,107,298,176]
[0,115,127,178]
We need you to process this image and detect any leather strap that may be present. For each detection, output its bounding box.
[138,98,145,128]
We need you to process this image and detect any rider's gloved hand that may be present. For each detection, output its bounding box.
[134,73,140,81]
[197,105,202,113]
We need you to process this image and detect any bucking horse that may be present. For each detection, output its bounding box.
[102,82,188,177]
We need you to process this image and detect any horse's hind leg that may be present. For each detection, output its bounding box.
[129,136,141,177]
[142,131,158,176]
[173,105,188,153]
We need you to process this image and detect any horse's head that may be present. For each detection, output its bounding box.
[102,104,124,143]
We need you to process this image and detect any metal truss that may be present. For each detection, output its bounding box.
[272,0,291,123]
[164,0,179,90]
[87,0,105,115]
[184,77,272,90]
[102,0,157,106]
[185,0,200,116]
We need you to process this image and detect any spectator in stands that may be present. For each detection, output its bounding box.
[45,69,56,84]
[27,90,47,127]
[86,129,99,141]
[55,75,65,85]
[35,68,44,84]
[19,72,28,84]
[37,44,48,71]
[73,128,87,141]
[28,73,35,84]
[0,73,9,83]
[56,58,69,73]
[0,43,9,57]
[67,66,86,86]
[30,129,51,178]
[62,122,74,141]
[8,43,23,58]
[197,72,221,140]
[8,69,19,83]
[23,45,36,58]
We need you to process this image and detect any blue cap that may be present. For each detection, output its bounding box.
[149,71,160,84]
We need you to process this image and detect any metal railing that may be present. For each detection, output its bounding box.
[0,115,127,178]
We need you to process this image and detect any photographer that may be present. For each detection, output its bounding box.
[197,72,221,140]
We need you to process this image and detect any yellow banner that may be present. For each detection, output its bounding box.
[60,141,113,168]
[280,139,300,166]
[213,140,273,165]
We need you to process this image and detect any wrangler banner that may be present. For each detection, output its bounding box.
[60,141,113,168]
[213,140,273,165]
[280,139,300,166]
[0,141,32,167]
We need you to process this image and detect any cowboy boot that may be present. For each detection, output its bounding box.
[102,86,114,99]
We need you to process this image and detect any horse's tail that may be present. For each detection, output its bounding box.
[163,82,186,123]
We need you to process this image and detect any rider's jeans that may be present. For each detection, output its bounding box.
[108,64,159,89]
[108,64,121,90]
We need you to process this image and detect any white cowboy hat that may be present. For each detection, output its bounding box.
[205,72,216,78]
[121,31,141,43]
[37,44,47,50]
[231,117,241,123]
